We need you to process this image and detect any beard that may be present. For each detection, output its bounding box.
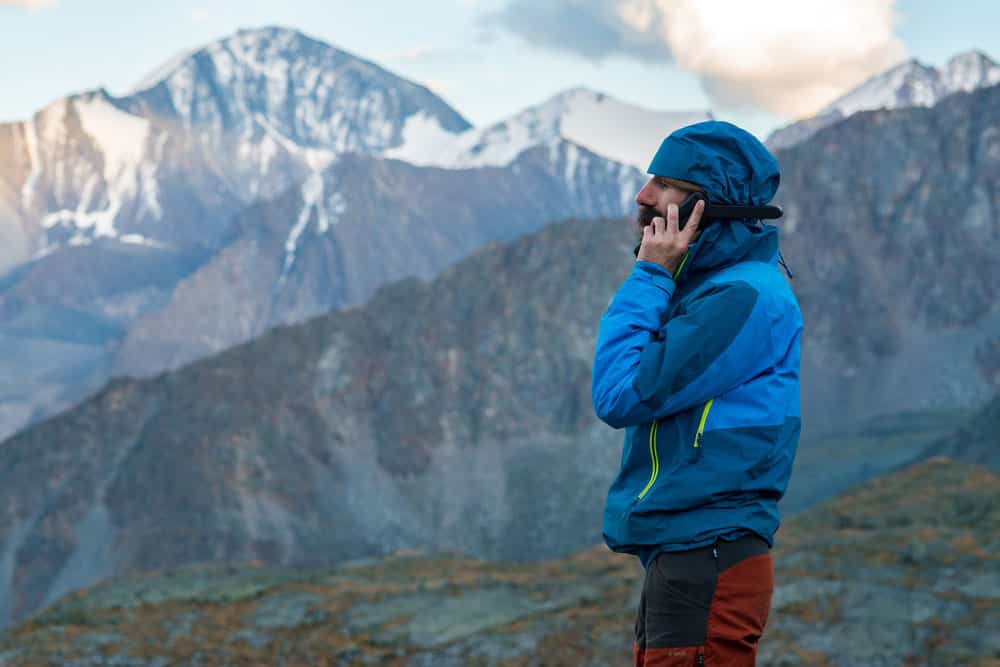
[633,203,706,250]
[635,204,661,244]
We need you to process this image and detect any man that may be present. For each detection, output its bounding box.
[591,120,803,666]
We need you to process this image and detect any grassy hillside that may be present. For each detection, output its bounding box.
[1,456,996,666]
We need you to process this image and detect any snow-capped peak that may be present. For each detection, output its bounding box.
[941,49,1000,93]
[819,58,939,118]
[122,26,471,155]
[386,86,711,171]
[820,50,1000,118]
[768,49,1000,151]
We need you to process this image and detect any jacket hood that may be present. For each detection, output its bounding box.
[645,119,791,281]
[647,120,780,206]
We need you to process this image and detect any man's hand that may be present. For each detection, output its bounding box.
[636,199,705,274]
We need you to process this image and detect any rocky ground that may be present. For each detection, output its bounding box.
[0,456,996,666]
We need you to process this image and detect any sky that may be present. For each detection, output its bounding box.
[1,0,998,140]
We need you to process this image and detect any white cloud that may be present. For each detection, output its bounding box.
[494,0,906,119]
[0,0,56,9]
[191,8,209,23]
[648,0,905,118]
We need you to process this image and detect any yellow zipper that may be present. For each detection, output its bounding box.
[694,399,715,447]
[637,400,712,502]
[636,421,659,500]
[673,250,690,280]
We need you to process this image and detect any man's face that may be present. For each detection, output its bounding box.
[634,176,702,244]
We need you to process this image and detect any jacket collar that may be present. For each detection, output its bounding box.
[672,221,781,284]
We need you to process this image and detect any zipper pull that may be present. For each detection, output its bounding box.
[697,652,704,665]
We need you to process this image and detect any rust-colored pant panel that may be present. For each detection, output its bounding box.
[633,535,774,666]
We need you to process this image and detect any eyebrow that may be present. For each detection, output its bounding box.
[654,176,704,192]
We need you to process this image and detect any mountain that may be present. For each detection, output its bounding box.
[110,146,643,376]
[0,27,646,441]
[4,78,1000,625]
[1,457,994,665]
[823,50,1000,118]
[771,79,1000,438]
[0,238,207,446]
[385,86,712,171]
[0,26,477,441]
[767,49,1000,150]
[121,25,472,203]
[0,27,472,270]
[0,89,242,273]
[0,213,638,629]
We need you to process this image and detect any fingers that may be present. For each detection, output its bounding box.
[682,200,705,241]
[666,203,679,235]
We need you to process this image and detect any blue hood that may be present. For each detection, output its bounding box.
[646,120,791,281]
[647,120,780,206]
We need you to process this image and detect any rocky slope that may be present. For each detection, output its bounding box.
[0,214,635,629]
[772,80,1000,438]
[0,456,994,666]
[109,144,642,377]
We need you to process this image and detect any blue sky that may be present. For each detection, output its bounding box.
[1,0,997,139]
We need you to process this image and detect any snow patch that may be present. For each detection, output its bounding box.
[383,112,461,165]
[317,191,345,233]
[277,172,326,288]
[386,87,709,171]
[558,90,709,170]
[138,132,167,221]
[254,112,336,172]
[76,97,149,190]
[39,98,69,147]
[120,233,168,247]
[41,96,155,240]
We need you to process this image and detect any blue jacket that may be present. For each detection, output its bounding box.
[591,121,803,570]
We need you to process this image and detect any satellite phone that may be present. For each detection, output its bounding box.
[633,192,784,257]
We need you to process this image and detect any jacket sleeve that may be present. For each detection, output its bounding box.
[591,260,777,429]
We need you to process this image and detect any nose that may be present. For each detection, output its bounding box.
[635,180,654,206]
